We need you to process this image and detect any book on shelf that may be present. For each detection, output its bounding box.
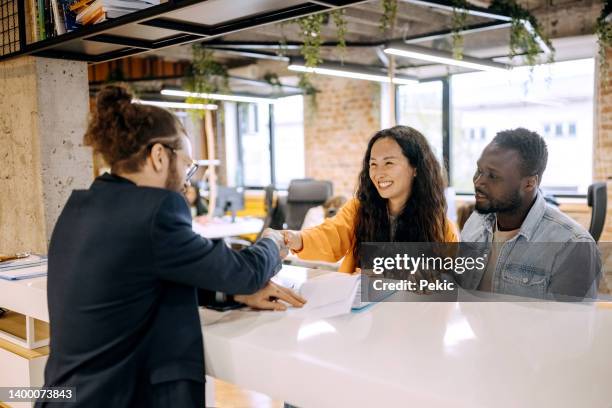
[30,0,161,39]
[51,0,66,35]
[36,0,46,40]
[76,0,157,25]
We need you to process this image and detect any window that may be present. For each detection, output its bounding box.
[227,96,305,189]
[397,80,444,164]
[238,103,271,187]
[273,95,305,189]
[451,58,594,195]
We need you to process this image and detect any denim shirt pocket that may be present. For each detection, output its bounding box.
[499,263,548,299]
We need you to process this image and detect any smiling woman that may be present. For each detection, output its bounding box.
[281,126,459,273]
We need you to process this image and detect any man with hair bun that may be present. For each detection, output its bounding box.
[460,127,601,300]
[37,85,305,408]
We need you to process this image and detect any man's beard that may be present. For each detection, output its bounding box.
[475,189,522,215]
[164,156,183,193]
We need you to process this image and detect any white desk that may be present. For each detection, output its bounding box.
[0,276,48,348]
[0,277,49,407]
[192,217,264,239]
[4,267,612,408]
[201,266,612,408]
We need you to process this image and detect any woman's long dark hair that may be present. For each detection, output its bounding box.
[353,126,448,264]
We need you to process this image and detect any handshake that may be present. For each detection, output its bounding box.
[260,228,304,259]
[234,229,307,311]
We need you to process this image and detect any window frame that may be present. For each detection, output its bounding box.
[235,101,276,189]
[395,71,590,199]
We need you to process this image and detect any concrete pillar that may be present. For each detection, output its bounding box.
[0,56,92,254]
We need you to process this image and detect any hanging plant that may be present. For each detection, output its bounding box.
[488,0,555,67]
[296,13,325,68]
[298,73,318,110]
[331,9,348,61]
[184,44,229,118]
[263,72,282,88]
[294,13,324,106]
[596,1,612,89]
[451,0,469,60]
[276,21,290,58]
[379,0,398,33]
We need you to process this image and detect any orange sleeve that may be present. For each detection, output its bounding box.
[296,198,358,263]
[444,218,460,242]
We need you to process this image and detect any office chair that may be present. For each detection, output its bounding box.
[255,184,276,241]
[587,182,607,242]
[284,179,333,230]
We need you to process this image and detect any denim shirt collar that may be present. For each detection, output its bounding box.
[481,192,545,242]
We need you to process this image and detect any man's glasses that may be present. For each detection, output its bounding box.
[186,161,199,181]
[148,142,200,182]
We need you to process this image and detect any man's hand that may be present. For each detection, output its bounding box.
[281,230,303,252]
[234,281,307,311]
[261,228,289,259]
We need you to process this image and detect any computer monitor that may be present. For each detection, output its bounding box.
[214,187,245,221]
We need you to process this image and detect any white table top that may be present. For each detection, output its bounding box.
[201,266,612,408]
[192,217,264,239]
[0,276,48,322]
[5,263,612,408]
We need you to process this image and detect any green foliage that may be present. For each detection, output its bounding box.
[296,13,325,68]
[488,0,555,67]
[276,21,290,58]
[298,73,318,108]
[184,44,229,118]
[263,72,282,88]
[379,0,398,33]
[331,9,348,60]
[294,13,325,106]
[451,0,469,60]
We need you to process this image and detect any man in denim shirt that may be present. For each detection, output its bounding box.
[460,128,601,300]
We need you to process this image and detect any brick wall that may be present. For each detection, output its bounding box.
[595,47,612,243]
[303,76,381,199]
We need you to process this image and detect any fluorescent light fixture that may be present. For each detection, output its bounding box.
[384,42,510,73]
[161,89,277,104]
[287,59,417,85]
[135,99,218,110]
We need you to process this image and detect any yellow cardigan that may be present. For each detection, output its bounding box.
[295,198,459,273]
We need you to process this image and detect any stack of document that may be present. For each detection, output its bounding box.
[0,255,48,280]
[273,270,360,318]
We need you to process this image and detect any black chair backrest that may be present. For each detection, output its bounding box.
[263,184,275,214]
[587,182,607,242]
[284,179,333,230]
[255,184,277,240]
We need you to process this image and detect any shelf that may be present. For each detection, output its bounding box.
[1,0,367,63]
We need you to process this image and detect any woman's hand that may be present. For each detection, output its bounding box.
[281,230,303,252]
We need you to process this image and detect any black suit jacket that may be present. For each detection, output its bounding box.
[37,173,280,407]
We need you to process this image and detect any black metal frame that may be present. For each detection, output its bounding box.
[1,0,553,65]
[0,0,25,56]
[0,0,367,63]
[396,73,591,198]
[394,75,450,175]
[235,101,278,189]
